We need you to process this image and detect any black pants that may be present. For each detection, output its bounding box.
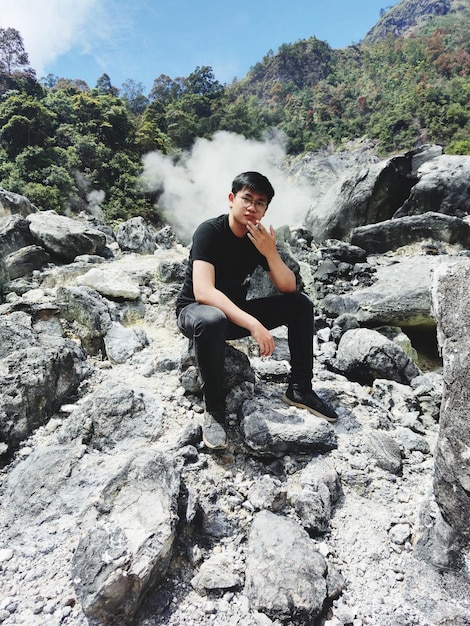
[177,291,314,412]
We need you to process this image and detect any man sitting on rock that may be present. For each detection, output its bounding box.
[176,171,338,450]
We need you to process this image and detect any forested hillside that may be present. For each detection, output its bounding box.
[0,0,469,224]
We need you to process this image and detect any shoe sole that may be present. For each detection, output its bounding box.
[202,434,228,450]
[282,394,338,423]
[202,426,228,450]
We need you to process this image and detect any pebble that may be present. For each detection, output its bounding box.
[0,548,14,563]
[389,523,411,545]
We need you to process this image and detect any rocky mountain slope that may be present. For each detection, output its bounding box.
[362,0,470,44]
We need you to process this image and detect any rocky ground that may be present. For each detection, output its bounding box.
[0,247,456,626]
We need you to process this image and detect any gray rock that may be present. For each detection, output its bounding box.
[3,443,86,526]
[241,396,337,457]
[247,475,287,511]
[389,523,411,545]
[154,224,178,249]
[0,187,37,218]
[28,210,106,262]
[116,216,156,254]
[191,552,242,593]
[335,328,421,385]
[323,255,459,327]
[197,494,235,539]
[351,212,470,255]
[157,259,187,283]
[56,285,113,356]
[365,431,403,474]
[76,266,141,300]
[300,457,342,501]
[103,321,149,364]
[73,450,182,625]
[305,149,421,242]
[0,311,89,454]
[428,258,470,568]
[0,215,35,257]
[288,458,341,534]
[5,244,50,279]
[0,255,7,298]
[244,510,328,622]
[288,486,332,534]
[57,381,164,451]
[394,426,430,455]
[395,155,470,219]
[305,146,461,244]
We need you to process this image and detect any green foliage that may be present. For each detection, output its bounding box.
[0,94,56,156]
[95,73,119,96]
[21,182,64,212]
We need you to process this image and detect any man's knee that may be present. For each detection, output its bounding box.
[288,291,314,315]
[194,305,227,337]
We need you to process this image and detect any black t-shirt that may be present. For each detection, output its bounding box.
[176,214,270,314]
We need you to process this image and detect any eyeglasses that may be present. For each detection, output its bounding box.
[237,194,267,214]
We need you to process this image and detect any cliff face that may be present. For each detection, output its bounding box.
[362,0,470,44]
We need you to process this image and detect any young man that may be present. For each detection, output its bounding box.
[176,171,338,450]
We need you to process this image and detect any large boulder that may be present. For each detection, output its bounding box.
[350,212,470,255]
[241,394,337,457]
[103,321,149,364]
[76,267,141,300]
[244,510,329,622]
[73,450,182,625]
[334,328,421,386]
[0,215,35,257]
[0,187,37,218]
[0,311,89,456]
[304,146,442,243]
[116,216,156,254]
[428,259,470,569]
[5,244,51,279]
[27,211,106,262]
[322,255,459,327]
[395,154,470,219]
[287,457,341,534]
[56,285,113,355]
[57,382,164,450]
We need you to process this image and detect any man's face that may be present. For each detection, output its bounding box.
[229,187,268,226]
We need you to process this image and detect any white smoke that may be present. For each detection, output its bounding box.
[141,130,315,243]
[86,189,105,219]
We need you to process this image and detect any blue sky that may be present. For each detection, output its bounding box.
[2,0,400,93]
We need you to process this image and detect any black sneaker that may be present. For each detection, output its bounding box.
[202,410,228,450]
[282,385,338,423]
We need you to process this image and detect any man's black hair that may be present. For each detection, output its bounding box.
[231,172,275,204]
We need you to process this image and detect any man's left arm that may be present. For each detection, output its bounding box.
[246,221,296,293]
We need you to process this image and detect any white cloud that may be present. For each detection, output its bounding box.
[0,0,119,76]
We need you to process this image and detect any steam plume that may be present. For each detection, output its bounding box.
[141,131,314,243]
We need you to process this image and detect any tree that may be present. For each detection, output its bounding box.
[40,73,59,89]
[121,79,149,115]
[53,77,90,93]
[186,66,223,98]
[0,28,35,77]
[149,74,186,105]
[95,73,119,96]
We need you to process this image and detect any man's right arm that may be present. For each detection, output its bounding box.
[193,260,275,357]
